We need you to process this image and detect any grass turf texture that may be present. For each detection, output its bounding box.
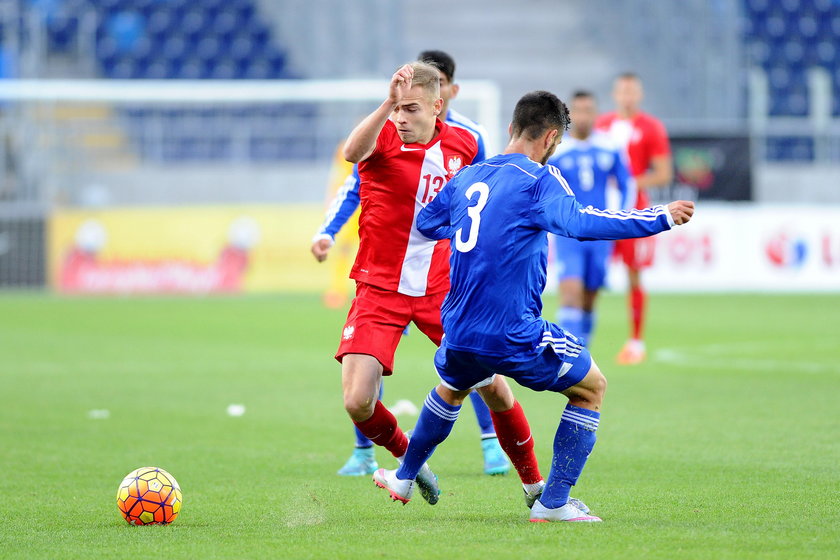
[0,292,838,559]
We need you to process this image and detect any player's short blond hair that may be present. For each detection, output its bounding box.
[408,61,441,101]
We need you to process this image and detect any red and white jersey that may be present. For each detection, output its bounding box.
[595,111,671,208]
[353,119,477,296]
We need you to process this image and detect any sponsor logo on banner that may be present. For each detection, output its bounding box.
[58,217,258,293]
[48,205,339,294]
[602,206,840,292]
[823,233,840,267]
[665,232,714,266]
[765,231,808,268]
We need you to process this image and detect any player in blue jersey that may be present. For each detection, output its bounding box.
[372,91,694,522]
[311,50,510,478]
[547,91,635,345]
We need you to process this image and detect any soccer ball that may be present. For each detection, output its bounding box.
[116,467,183,525]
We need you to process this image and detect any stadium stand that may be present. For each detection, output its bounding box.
[28,0,292,79]
[7,0,317,162]
[742,0,839,160]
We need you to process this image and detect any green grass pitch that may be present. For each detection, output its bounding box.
[0,292,838,559]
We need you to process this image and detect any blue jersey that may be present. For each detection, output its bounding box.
[416,152,674,359]
[315,109,491,240]
[547,132,635,210]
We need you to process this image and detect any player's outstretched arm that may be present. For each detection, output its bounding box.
[343,65,414,163]
[667,200,695,225]
[536,191,695,241]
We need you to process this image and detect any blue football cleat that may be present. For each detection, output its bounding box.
[481,437,511,475]
[337,447,378,476]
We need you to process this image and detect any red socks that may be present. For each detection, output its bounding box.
[630,286,646,340]
[490,401,543,484]
[353,400,408,458]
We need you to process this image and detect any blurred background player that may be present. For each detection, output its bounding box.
[547,91,634,346]
[596,73,673,365]
[311,143,359,309]
[313,50,510,478]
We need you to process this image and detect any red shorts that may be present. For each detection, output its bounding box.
[613,236,656,269]
[335,282,445,375]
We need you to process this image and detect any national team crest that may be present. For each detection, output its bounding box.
[342,326,355,340]
[447,155,463,175]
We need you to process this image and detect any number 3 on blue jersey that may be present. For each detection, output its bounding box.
[455,182,489,253]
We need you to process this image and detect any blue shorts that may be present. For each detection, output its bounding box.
[433,323,592,394]
[554,236,612,291]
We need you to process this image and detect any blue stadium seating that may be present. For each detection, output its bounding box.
[743,0,840,160]
[51,0,297,80]
[38,0,311,161]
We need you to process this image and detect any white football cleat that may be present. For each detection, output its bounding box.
[373,468,413,504]
[523,481,591,515]
[529,499,602,523]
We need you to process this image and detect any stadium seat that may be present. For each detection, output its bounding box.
[229,35,256,61]
[180,10,208,38]
[178,59,206,80]
[146,10,173,39]
[105,10,146,53]
[764,14,787,39]
[196,36,222,62]
[212,10,239,39]
[797,15,819,39]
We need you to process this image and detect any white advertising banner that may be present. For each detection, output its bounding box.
[600,204,840,292]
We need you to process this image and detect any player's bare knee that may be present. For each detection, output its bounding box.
[436,384,469,406]
[343,391,376,421]
[564,364,607,409]
[591,371,607,402]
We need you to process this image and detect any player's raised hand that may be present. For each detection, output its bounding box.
[667,200,695,225]
[389,64,414,105]
[311,238,333,262]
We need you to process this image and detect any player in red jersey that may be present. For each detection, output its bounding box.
[595,73,673,365]
[339,62,544,505]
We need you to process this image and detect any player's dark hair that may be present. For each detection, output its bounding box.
[572,90,595,100]
[510,91,570,140]
[417,50,456,82]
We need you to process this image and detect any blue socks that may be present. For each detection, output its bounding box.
[540,404,600,509]
[469,391,496,438]
[558,306,584,341]
[557,307,595,347]
[581,311,595,346]
[354,382,384,448]
[396,389,461,480]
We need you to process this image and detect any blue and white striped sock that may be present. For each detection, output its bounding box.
[396,389,461,481]
[540,404,600,509]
